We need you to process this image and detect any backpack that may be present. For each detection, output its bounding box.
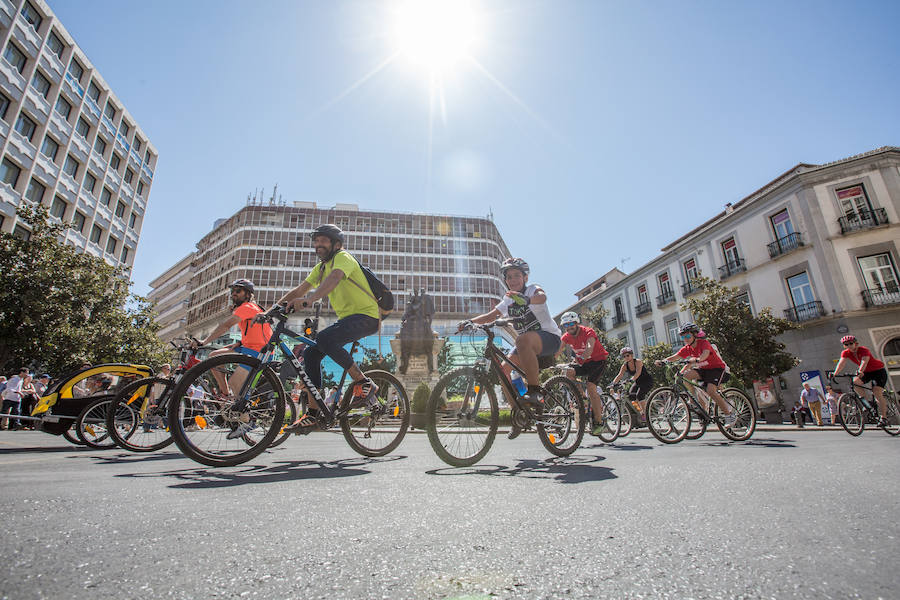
[318,257,394,317]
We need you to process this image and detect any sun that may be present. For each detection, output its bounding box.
[391,0,482,73]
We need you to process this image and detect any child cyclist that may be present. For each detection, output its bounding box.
[457,257,562,439]
[558,311,609,436]
[655,322,735,426]
[831,334,890,425]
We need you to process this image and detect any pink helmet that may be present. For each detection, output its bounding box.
[840,334,857,345]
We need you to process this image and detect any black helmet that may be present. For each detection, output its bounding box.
[229,278,255,295]
[678,322,700,336]
[310,224,344,245]
[500,257,530,277]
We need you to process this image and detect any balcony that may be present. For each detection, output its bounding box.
[612,313,628,327]
[784,300,825,323]
[838,208,889,234]
[767,232,804,258]
[635,301,652,316]
[862,288,900,308]
[656,290,676,307]
[681,280,702,296]
[718,258,747,280]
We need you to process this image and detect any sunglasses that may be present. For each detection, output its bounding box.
[562,322,577,328]
[842,341,856,346]
[679,333,693,339]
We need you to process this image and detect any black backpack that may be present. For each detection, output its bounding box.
[357,262,394,315]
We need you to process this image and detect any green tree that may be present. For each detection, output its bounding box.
[437,341,453,375]
[0,205,172,374]
[682,277,799,387]
[639,342,674,385]
[358,347,397,373]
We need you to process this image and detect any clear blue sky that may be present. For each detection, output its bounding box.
[49,0,900,315]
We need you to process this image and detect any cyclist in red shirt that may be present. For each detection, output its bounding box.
[656,323,735,426]
[832,334,889,424]
[558,311,609,436]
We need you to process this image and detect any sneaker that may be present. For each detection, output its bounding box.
[284,414,319,435]
[349,378,379,409]
[721,411,737,428]
[507,423,522,440]
[519,390,544,409]
[226,422,254,440]
[591,423,606,437]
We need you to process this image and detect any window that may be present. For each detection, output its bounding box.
[787,272,815,307]
[20,2,43,32]
[4,42,27,74]
[94,136,106,155]
[14,113,37,141]
[658,272,672,295]
[63,154,79,177]
[30,71,51,99]
[103,100,116,120]
[83,172,96,194]
[88,81,101,102]
[722,237,740,265]
[105,236,117,254]
[0,92,9,121]
[50,196,67,218]
[136,181,144,196]
[637,284,649,304]
[858,254,899,293]
[115,201,125,217]
[133,138,142,152]
[120,246,129,263]
[666,318,680,345]
[89,225,103,244]
[128,212,137,229]
[75,117,90,138]
[68,58,84,83]
[40,135,59,161]
[55,96,72,120]
[100,187,112,206]
[120,121,130,137]
[770,209,794,240]
[144,150,152,163]
[1,158,21,187]
[124,168,134,184]
[47,31,65,59]
[109,153,121,170]
[836,184,873,221]
[644,325,657,347]
[735,292,752,313]
[71,211,86,233]
[24,177,45,203]
[683,258,699,281]
[613,297,625,323]
[12,225,31,241]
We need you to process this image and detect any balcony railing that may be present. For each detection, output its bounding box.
[784,300,825,323]
[718,258,747,280]
[862,288,900,308]
[656,290,676,307]
[767,232,804,258]
[681,280,701,296]
[635,301,652,316]
[612,314,628,327]
[838,208,889,234]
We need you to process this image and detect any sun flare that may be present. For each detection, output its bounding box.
[391,0,482,72]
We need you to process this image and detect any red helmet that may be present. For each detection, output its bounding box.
[840,335,857,345]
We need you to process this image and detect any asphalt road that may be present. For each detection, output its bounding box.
[0,428,897,600]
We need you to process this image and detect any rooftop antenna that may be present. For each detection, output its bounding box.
[487,207,494,222]
[269,184,278,205]
[619,257,631,272]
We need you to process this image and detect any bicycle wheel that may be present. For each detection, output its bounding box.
[537,376,586,457]
[881,396,900,436]
[269,394,300,449]
[594,394,621,443]
[838,394,864,436]
[426,366,499,467]
[76,398,136,450]
[685,398,708,440]
[62,426,84,446]
[168,354,285,467]
[339,370,410,457]
[645,386,690,444]
[107,377,176,452]
[715,388,757,441]
[616,398,633,437]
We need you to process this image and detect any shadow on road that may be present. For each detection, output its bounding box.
[699,437,797,448]
[426,454,616,484]
[583,441,656,452]
[0,444,87,455]
[87,451,187,464]
[115,454,407,489]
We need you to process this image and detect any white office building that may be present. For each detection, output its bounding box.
[0,0,157,269]
[560,146,900,399]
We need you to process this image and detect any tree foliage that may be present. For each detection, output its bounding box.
[682,277,799,385]
[0,205,172,375]
[358,347,397,373]
[640,342,675,385]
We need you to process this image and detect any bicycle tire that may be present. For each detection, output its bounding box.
[685,397,708,440]
[269,394,299,448]
[616,398,633,437]
[76,398,136,450]
[62,425,84,446]
[838,394,864,436]
[715,388,757,441]
[537,375,586,456]
[645,386,691,444]
[107,376,176,452]
[881,395,900,436]
[339,370,410,457]
[426,366,499,467]
[595,393,621,443]
[168,354,285,467]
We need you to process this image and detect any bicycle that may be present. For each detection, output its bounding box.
[426,319,585,467]
[552,363,620,443]
[167,303,409,467]
[645,361,756,444]
[831,374,900,436]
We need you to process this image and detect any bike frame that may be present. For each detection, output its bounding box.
[668,362,720,424]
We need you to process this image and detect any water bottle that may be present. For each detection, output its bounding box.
[510,371,527,396]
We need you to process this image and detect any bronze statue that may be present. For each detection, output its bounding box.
[398,289,436,373]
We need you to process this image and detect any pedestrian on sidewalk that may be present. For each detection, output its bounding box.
[801,382,824,426]
[825,385,840,425]
[1,368,28,430]
[791,401,805,428]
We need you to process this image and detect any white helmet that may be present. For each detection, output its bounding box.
[560,311,580,326]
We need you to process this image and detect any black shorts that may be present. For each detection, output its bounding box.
[628,377,654,401]
[573,360,606,385]
[696,368,726,386]
[860,368,888,389]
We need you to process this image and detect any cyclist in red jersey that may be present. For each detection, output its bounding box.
[656,323,735,426]
[558,311,609,436]
[832,335,889,424]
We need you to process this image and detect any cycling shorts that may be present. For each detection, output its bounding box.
[696,368,726,386]
[573,360,606,385]
[860,368,888,388]
[235,346,261,371]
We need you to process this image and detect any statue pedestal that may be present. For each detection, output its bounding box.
[389,338,445,393]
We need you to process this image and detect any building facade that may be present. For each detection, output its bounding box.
[559,146,900,400]
[147,252,194,342]
[0,0,157,269]
[151,201,511,344]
